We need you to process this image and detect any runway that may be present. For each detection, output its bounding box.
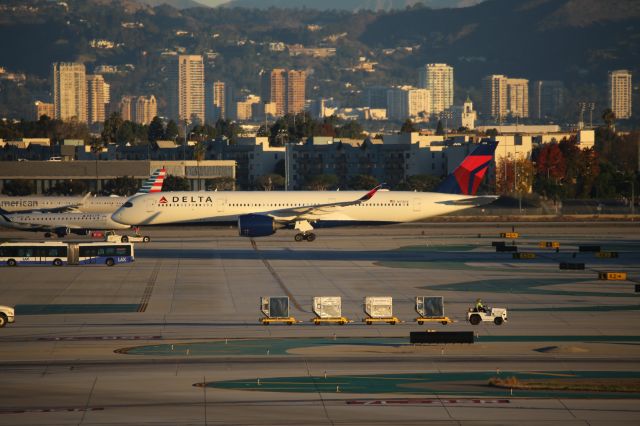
[0,223,639,424]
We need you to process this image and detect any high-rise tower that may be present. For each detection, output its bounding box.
[418,63,453,114]
[52,62,87,123]
[169,55,205,124]
[608,70,632,119]
[87,74,108,124]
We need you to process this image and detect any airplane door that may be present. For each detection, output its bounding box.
[413,198,421,212]
[144,198,155,213]
[216,198,226,213]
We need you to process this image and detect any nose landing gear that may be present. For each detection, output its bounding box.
[294,232,316,242]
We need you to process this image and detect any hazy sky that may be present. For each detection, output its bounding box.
[195,0,230,5]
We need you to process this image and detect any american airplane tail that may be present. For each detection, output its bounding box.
[436,140,498,195]
[137,168,166,194]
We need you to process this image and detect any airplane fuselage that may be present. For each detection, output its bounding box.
[0,212,130,233]
[112,191,489,226]
[0,196,128,214]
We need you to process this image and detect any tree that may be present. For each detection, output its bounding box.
[304,174,338,190]
[103,176,139,196]
[602,108,616,129]
[147,116,164,143]
[405,174,442,192]
[400,118,417,134]
[101,112,124,144]
[165,120,179,142]
[2,180,34,196]
[162,175,191,191]
[256,174,285,190]
[207,177,235,191]
[349,174,378,190]
[335,120,364,139]
[535,143,566,181]
[435,120,444,136]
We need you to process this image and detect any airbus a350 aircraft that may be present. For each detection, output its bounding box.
[0,169,166,237]
[112,141,498,241]
[0,168,166,214]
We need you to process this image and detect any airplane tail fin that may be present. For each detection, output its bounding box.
[436,140,498,195]
[136,168,166,194]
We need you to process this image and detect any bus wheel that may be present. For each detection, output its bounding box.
[0,314,6,327]
[143,236,150,242]
[7,259,17,267]
[121,236,129,243]
[106,258,115,267]
[53,259,63,267]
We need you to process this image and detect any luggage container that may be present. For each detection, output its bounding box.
[259,296,299,325]
[414,296,452,325]
[538,241,560,249]
[512,252,536,259]
[311,296,351,325]
[363,296,400,325]
[596,251,619,258]
[500,232,519,239]
[598,272,627,281]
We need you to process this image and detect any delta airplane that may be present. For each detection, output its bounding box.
[112,141,499,242]
[0,168,166,214]
[0,169,166,238]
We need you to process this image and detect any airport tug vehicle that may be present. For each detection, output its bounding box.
[259,296,300,325]
[363,296,401,325]
[0,305,15,327]
[311,297,351,325]
[105,231,150,243]
[414,296,453,325]
[467,305,508,325]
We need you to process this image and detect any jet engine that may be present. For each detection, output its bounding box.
[237,214,276,237]
[55,227,71,238]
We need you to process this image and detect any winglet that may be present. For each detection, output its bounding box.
[79,192,92,205]
[358,184,383,202]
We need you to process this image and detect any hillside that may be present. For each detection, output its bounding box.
[223,0,483,11]
[0,0,637,120]
[358,0,640,84]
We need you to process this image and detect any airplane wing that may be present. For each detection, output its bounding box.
[435,195,499,207]
[264,185,382,222]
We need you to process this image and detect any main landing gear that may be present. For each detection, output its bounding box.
[294,220,316,242]
[294,232,316,242]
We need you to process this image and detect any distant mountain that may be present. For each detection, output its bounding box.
[223,0,484,11]
[134,0,207,9]
[358,0,640,85]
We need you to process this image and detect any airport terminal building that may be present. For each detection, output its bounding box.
[0,160,236,194]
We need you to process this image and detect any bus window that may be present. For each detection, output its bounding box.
[115,246,130,256]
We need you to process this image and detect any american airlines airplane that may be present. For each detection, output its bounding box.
[0,169,166,238]
[0,168,166,214]
[112,141,498,241]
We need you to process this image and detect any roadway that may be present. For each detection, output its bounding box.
[0,223,639,425]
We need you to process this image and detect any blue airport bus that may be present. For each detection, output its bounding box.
[73,242,135,266]
[0,242,135,267]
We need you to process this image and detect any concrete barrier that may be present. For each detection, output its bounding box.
[410,331,474,344]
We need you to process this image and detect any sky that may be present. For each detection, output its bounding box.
[195,0,230,5]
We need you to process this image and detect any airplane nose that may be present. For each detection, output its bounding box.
[111,209,127,224]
